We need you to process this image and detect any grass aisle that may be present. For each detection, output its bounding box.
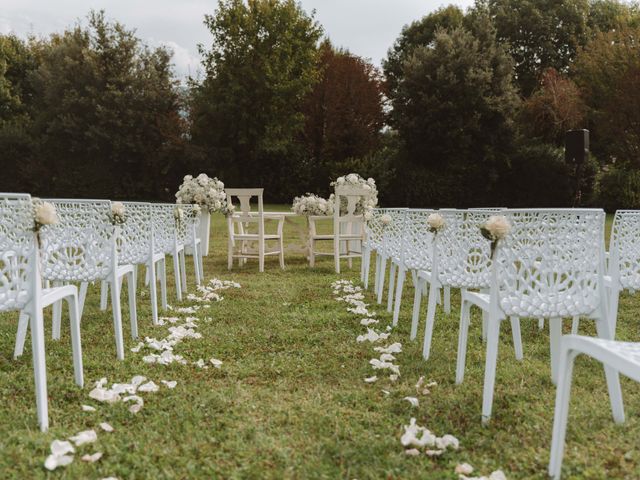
[0,208,639,479]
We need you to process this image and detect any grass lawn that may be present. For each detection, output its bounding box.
[0,208,638,479]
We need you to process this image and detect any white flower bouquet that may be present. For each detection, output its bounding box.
[175,173,227,213]
[480,215,511,259]
[292,193,334,216]
[330,173,378,215]
[109,202,126,225]
[33,200,58,231]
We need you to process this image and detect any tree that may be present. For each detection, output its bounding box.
[23,11,186,199]
[191,0,322,201]
[520,68,586,145]
[387,14,520,206]
[303,41,386,195]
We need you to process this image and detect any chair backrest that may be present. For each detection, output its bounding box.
[364,208,387,251]
[436,209,492,289]
[149,203,178,255]
[119,201,153,265]
[609,210,640,291]
[377,208,407,260]
[226,188,264,235]
[399,209,437,271]
[333,185,369,238]
[176,204,201,245]
[495,209,605,319]
[40,199,114,282]
[0,193,36,312]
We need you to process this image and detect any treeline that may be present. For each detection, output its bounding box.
[2,1,640,208]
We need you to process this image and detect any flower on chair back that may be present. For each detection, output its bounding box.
[480,215,511,259]
[109,202,126,226]
[329,173,378,216]
[33,199,58,232]
[427,213,445,234]
[381,213,392,226]
[174,206,184,226]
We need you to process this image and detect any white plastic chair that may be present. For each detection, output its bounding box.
[226,188,285,272]
[1,193,83,431]
[456,209,621,423]
[15,199,135,360]
[177,204,204,286]
[361,208,389,291]
[375,208,407,305]
[548,335,632,479]
[150,203,185,302]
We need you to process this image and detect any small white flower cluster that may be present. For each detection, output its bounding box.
[175,173,227,213]
[480,215,511,242]
[32,198,58,231]
[455,462,507,480]
[291,193,334,216]
[109,202,126,226]
[401,417,459,457]
[330,173,378,216]
[427,213,445,233]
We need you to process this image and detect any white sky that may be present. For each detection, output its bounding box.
[0,0,475,79]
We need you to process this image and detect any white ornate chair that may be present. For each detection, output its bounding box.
[1,193,83,431]
[15,199,135,361]
[456,209,621,423]
[361,208,389,291]
[148,203,185,302]
[375,208,407,304]
[177,204,204,286]
[548,335,635,479]
[226,188,285,272]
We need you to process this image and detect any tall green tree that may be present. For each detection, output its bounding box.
[191,0,322,201]
[387,14,520,206]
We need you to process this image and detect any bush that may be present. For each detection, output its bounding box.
[596,166,640,211]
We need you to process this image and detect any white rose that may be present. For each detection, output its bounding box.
[183,175,193,181]
[364,211,373,221]
[35,202,58,226]
[346,173,359,184]
[111,202,125,217]
[197,173,208,186]
[484,215,511,240]
[213,200,221,210]
[216,180,224,189]
[367,178,375,185]
[193,193,205,204]
[336,176,345,185]
[427,213,445,231]
[192,204,201,215]
[381,213,392,225]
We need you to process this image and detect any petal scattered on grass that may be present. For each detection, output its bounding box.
[364,376,378,383]
[99,422,114,433]
[403,396,419,407]
[44,454,73,471]
[161,380,177,389]
[81,452,103,463]
[81,405,96,412]
[69,429,97,446]
[50,440,74,456]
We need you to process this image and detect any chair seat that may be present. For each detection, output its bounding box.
[234,233,281,240]
[116,264,135,278]
[563,335,640,382]
[462,290,506,320]
[41,285,77,308]
[417,269,432,282]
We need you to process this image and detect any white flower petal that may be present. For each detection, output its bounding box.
[364,376,378,383]
[131,375,147,386]
[455,463,474,475]
[403,396,419,407]
[81,404,96,412]
[69,429,98,446]
[405,448,421,456]
[161,380,177,389]
[209,358,223,368]
[81,452,103,463]
[50,440,74,456]
[137,381,160,393]
[44,454,73,470]
[100,422,114,433]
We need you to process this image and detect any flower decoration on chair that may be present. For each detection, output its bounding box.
[292,194,334,216]
[330,173,378,216]
[480,215,511,259]
[32,199,59,246]
[174,206,185,227]
[109,202,126,226]
[427,213,445,234]
[380,213,392,227]
[220,203,236,217]
[175,173,227,213]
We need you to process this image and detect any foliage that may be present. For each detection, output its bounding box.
[302,41,386,196]
[597,165,640,210]
[191,0,322,202]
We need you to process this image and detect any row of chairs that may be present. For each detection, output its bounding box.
[362,207,640,479]
[0,194,204,431]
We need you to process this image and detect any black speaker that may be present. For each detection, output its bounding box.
[565,129,589,165]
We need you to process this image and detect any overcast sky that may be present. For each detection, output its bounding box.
[0,0,475,79]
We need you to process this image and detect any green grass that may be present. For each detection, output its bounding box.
[0,209,638,479]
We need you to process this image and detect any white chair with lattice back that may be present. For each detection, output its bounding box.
[549,335,639,479]
[333,185,369,274]
[362,208,388,291]
[456,209,623,423]
[15,199,135,361]
[177,204,204,286]
[226,188,285,272]
[2,193,83,431]
[375,208,407,304]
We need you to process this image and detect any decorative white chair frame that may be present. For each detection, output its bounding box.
[548,335,634,479]
[226,188,285,272]
[374,208,407,305]
[1,193,83,431]
[176,204,204,287]
[361,208,389,291]
[14,199,136,361]
[456,209,621,423]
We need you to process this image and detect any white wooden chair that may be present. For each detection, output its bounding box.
[226,188,285,272]
[14,199,135,361]
[1,193,83,431]
[332,185,369,274]
[456,209,621,423]
[548,335,633,479]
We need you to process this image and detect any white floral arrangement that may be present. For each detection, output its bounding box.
[380,213,392,226]
[480,215,511,259]
[292,193,334,216]
[174,206,185,226]
[109,202,126,225]
[330,173,378,215]
[427,213,444,234]
[32,199,58,231]
[175,173,227,213]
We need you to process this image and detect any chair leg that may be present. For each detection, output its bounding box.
[309,239,315,267]
[279,237,285,269]
[14,311,29,358]
[149,260,159,325]
[595,318,625,423]
[363,249,372,289]
[393,266,406,326]
[538,317,545,330]
[422,280,440,360]
[410,277,425,340]
[374,254,381,294]
[571,316,580,335]
[481,315,502,423]
[66,295,84,387]
[100,280,109,311]
[52,281,62,340]
[78,282,88,320]
[127,272,138,339]
[180,250,187,292]
[510,316,523,361]
[173,252,182,301]
[160,259,168,310]
[444,286,451,314]
[228,236,233,270]
[548,349,578,479]
[30,309,49,432]
[198,246,204,281]
[110,274,125,361]
[550,318,563,385]
[377,256,387,304]
[387,262,397,313]
[193,244,201,286]
[456,297,473,384]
